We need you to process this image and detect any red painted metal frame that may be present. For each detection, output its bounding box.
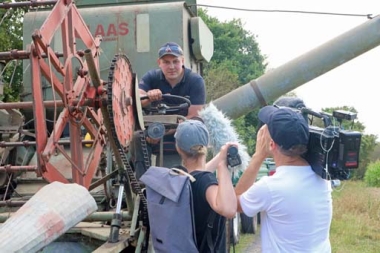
[29,0,106,188]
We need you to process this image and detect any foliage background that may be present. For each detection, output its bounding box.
[0,4,378,177]
[199,8,378,178]
[364,161,380,187]
[0,1,24,102]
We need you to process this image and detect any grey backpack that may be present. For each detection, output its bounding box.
[140,166,199,253]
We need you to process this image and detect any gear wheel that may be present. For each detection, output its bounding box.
[108,54,135,149]
[107,54,149,228]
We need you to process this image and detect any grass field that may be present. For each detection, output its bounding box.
[232,233,259,253]
[232,180,380,253]
[330,180,380,253]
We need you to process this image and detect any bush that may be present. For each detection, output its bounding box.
[364,160,380,187]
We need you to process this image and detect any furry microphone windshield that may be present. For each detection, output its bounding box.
[199,102,251,179]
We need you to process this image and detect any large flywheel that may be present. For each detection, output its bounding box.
[106,54,149,227]
[107,55,135,149]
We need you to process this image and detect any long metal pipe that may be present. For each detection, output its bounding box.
[0,50,64,61]
[84,49,102,88]
[0,99,100,110]
[0,101,64,109]
[0,211,131,223]
[0,139,94,148]
[0,201,26,207]
[213,15,380,119]
[0,165,37,173]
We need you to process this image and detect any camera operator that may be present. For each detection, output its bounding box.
[235,105,333,253]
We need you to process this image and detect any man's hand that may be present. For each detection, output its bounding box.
[255,124,271,161]
[218,142,237,169]
[146,89,162,102]
[235,125,269,199]
[165,128,176,136]
[146,136,161,144]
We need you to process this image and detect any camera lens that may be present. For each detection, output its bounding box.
[228,146,238,156]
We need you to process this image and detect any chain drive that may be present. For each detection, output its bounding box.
[107,54,149,227]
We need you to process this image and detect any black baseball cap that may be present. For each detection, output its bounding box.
[258,106,309,150]
[158,42,184,58]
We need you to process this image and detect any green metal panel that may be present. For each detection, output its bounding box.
[23,2,191,79]
[190,17,214,62]
[75,0,198,15]
[75,0,196,6]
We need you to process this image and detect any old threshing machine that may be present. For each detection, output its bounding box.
[0,0,380,252]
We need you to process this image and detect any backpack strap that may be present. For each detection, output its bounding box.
[170,167,196,182]
[199,210,217,252]
[190,170,218,252]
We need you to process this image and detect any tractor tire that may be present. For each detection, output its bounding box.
[226,213,240,253]
[240,213,258,234]
[231,213,240,244]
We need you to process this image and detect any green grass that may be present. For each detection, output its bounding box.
[231,181,380,253]
[232,233,259,253]
[330,180,380,253]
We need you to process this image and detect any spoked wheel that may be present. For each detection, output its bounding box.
[106,54,150,250]
[107,54,135,150]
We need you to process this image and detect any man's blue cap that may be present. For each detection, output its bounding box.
[258,106,309,150]
[174,120,209,154]
[158,42,184,58]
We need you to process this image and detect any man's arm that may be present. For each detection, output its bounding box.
[186,104,203,119]
[235,125,270,212]
[205,152,220,172]
[164,104,204,136]
[205,144,237,219]
[235,154,265,212]
[140,88,162,108]
[186,73,205,119]
[234,154,265,196]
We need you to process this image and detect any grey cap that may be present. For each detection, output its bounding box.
[158,42,184,58]
[174,120,209,154]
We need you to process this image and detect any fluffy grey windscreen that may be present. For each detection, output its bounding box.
[199,102,251,179]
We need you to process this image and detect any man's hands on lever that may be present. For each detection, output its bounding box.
[140,88,163,108]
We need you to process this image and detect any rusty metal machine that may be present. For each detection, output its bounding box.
[0,0,214,251]
[0,0,380,252]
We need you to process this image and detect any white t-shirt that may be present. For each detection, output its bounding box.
[240,165,332,253]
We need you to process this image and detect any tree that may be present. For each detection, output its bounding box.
[0,1,25,102]
[203,62,240,103]
[199,9,267,153]
[369,142,380,161]
[199,9,378,178]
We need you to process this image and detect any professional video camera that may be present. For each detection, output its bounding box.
[273,97,362,181]
[300,107,362,181]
